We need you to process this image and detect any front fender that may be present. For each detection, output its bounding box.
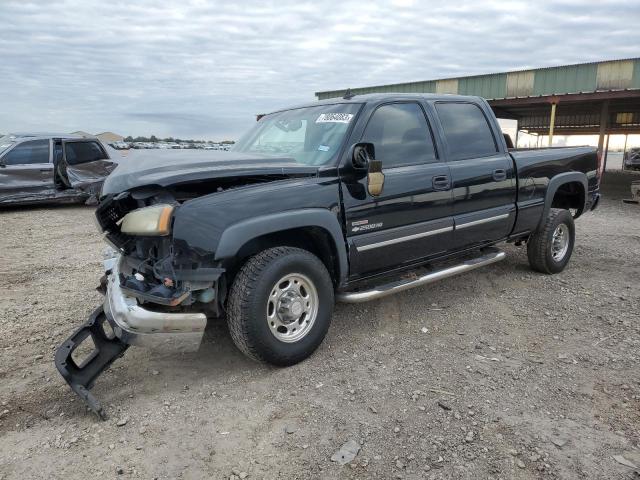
[215,209,348,283]
[171,177,346,281]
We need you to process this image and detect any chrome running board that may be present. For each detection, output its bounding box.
[337,248,506,303]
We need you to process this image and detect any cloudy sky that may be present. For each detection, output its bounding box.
[1,0,639,140]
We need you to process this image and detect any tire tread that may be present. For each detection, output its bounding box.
[227,246,332,365]
[527,208,573,274]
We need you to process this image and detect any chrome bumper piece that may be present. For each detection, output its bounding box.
[103,255,207,351]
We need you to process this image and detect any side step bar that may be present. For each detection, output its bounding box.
[337,248,506,304]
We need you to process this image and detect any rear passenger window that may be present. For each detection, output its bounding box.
[362,103,437,167]
[3,139,50,165]
[64,141,107,165]
[435,103,498,160]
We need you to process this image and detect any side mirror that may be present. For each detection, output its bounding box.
[351,142,375,170]
[0,159,6,168]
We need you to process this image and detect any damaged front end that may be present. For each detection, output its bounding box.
[56,191,223,419]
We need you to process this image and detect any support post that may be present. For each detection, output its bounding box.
[603,134,610,172]
[597,101,609,156]
[622,133,628,171]
[548,103,557,146]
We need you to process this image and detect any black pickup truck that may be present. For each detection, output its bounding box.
[56,93,600,418]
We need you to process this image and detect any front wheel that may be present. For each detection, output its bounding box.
[227,246,334,366]
[527,208,575,274]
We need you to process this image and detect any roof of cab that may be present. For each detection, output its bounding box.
[269,92,485,115]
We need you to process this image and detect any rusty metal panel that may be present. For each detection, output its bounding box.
[597,60,634,90]
[533,63,597,95]
[506,70,534,97]
[458,74,506,99]
[436,78,458,94]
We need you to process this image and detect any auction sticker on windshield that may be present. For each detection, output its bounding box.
[316,113,354,124]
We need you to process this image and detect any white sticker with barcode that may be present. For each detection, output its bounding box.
[316,113,354,124]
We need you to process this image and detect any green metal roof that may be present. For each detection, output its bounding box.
[316,58,640,101]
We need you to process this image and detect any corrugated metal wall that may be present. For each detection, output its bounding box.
[435,78,459,94]
[597,59,634,90]
[458,73,506,99]
[505,71,534,97]
[633,60,640,89]
[532,63,597,95]
[316,58,640,100]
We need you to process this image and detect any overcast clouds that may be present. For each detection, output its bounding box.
[1,0,639,139]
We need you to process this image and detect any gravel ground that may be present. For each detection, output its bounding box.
[1,172,639,480]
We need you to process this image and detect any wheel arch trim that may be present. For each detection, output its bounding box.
[215,208,348,284]
[541,172,588,226]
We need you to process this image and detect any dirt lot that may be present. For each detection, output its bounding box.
[1,172,639,479]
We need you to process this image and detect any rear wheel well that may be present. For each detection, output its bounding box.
[224,227,340,289]
[551,182,585,218]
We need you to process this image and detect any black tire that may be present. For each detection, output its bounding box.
[527,208,575,274]
[227,246,334,366]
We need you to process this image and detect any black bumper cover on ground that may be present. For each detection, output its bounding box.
[55,307,129,420]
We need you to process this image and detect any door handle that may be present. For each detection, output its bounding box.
[492,169,507,181]
[432,175,450,191]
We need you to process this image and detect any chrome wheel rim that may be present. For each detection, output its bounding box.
[266,273,318,343]
[551,223,570,262]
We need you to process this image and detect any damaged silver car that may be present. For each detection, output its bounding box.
[0,133,117,206]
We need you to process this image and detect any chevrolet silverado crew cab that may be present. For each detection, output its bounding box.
[56,93,601,418]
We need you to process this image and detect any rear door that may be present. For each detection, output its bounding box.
[60,139,116,190]
[342,101,453,279]
[433,101,516,250]
[0,139,54,202]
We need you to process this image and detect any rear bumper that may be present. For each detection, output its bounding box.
[103,255,207,351]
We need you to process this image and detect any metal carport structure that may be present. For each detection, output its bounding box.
[316,58,640,170]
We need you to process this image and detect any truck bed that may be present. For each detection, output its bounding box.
[507,145,599,237]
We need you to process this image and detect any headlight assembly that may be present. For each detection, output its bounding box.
[119,204,174,236]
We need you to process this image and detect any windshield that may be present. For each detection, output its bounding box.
[233,103,361,166]
[0,135,16,155]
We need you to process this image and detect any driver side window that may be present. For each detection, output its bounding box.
[361,103,437,168]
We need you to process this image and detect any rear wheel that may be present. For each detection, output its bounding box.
[227,246,334,366]
[527,208,575,274]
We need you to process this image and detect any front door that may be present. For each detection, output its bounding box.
[341,102,453,280]
[61,139,116,191]
[433,101,516,250]
[0,139,53,203]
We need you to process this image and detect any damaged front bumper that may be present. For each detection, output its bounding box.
[55,255,208,419]
[104,255,208,348]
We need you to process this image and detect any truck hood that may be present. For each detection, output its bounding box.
[101,150,319,195]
